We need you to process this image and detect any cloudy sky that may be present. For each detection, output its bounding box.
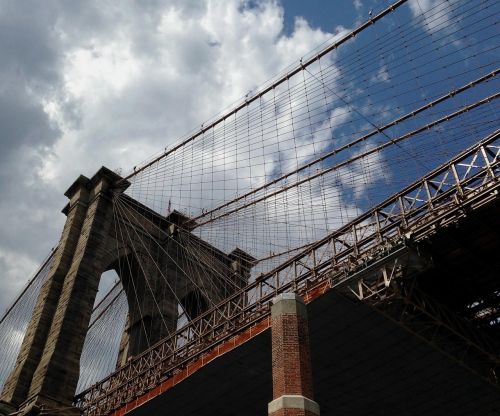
[1,0,499,394]
[0,0,374,315]
[1,0,497,317]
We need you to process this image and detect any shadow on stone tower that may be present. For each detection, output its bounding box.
[0,167,255,416]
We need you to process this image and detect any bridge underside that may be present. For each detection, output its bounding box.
[128,292,499,415]
[127,198,500,415]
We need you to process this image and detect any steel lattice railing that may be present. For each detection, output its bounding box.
[75,129,500,415]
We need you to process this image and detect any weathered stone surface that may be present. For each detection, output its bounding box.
[1,166,254,414]
[1,176,91,407]
[0,399,16,416]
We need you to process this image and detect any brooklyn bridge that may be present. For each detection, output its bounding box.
[0,0,499,415]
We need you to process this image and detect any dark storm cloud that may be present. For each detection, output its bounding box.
[0,2,60,85]
[0,86,58,160]
[0,1,62,155]
[0,1,67,310]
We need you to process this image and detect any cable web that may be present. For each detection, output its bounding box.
[0,251,54,391]
[122,0,498,275]
[0,0,498,398]
[82,0,500,391]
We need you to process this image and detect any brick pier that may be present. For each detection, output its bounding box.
[269,293,320,416]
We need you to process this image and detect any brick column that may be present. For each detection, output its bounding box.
[268,293,320,416]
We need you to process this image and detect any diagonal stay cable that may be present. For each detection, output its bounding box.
[116,194,243,290]
[114,196,240,323]
[112,197,152,349]
[0,247,56,326]
[179,232,243,297]
[114,196,217,313]
[302,65,432,170]
[114,196,192,321]
[114,196,242,326]
[87,284,124,331]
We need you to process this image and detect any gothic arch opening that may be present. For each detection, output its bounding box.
[77,269,127,394]
[180,290,209,321]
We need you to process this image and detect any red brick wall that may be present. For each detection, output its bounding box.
[271,313,314,400]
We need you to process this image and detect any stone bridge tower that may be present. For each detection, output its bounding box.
[0,167,254,416]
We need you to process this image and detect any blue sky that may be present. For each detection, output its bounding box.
[281,0,361,34]
[0,0,388,315]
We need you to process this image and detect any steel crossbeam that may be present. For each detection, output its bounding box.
[75,130,500,415]
[338,251,499,385]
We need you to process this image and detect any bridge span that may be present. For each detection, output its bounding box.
[76,132,500,415]
[0,0,499,414]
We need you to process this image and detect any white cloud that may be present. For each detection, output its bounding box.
[339,142,390,197]
[38,1,336,190]
[408,0,457,34]
[0,0,343,319]
[371,64,390,83]
[1,3,396,389]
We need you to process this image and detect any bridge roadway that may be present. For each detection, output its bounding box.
[75,133,500,415]
[124,185,500,415]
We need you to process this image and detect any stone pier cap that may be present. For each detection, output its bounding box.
[62,166,130,215]
[271,292,308,317]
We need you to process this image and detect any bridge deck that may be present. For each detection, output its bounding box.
[74,134,500,415]
[125,198,500,415]
[128,290,499,415]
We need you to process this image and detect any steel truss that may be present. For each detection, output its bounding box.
[339,250,499,386]
[75,130,500,415]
